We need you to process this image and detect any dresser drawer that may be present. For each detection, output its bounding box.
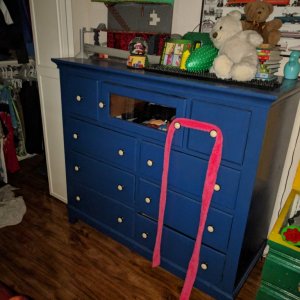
[140,142,240,210]
[64,74,100,120]
[67,118,137,171]
[188,100,251,165]
[68,152,135,206]
[69,184,134,237]
[137,179,232,253]
[135,215,226,284]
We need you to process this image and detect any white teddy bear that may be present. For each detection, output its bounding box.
[210,11,263,82]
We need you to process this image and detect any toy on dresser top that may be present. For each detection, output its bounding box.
[241,0,282,47]
[209,10,263,82]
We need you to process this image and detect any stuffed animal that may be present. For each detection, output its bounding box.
[209,10,263,81]
[242,1,282,46]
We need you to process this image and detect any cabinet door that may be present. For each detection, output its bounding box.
[189,100,251,165]
[100,82,186,145]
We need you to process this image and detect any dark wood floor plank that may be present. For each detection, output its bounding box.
[0,155,263,299]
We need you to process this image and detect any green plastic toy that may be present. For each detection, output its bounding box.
[185,45,218,72]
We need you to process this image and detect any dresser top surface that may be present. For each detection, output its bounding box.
[53,57,300,102]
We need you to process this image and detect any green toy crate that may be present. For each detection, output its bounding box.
[256,163,300,300]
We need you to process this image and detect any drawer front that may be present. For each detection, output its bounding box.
[140,142,240,210]
[135,215,226,284]
[261,250,300,297]
[189,100,251,165]
[68,152,135,206]
[64,74,100,120]
[137,179,232,253]
[69,184,134,236]
[67,118,137,171]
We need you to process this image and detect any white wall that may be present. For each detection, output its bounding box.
[71,0,203,54]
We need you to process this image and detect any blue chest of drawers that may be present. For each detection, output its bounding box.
[53,58,300,300]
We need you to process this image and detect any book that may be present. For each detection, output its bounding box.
[258,63,280,73]
[255,72,277,80]
[257,53,282,60]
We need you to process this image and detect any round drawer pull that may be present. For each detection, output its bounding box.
[207,226,215,233]
[141,232,148,239]
[201,263,208,270]
[76,95,82,102]
[118,149,125,156]
[145,197,151,204]
[73,133,78,140]
[174,122,181,129]
[98,101,105,109]
[147,160,153,167]
[210,130,217,138]
[75,195,81,202]
[74,165,80,172]
[117,217,123,224]
[214,184,221,192]
[117,184,124,191]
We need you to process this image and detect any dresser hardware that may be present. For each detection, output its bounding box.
[117,184,124,191]
[214,184,221,192]
[74,165,80,172]
[76,95,82,102]
[207,226,215,233]
[75,195,81,202]
[98,101,105,109]
[145,197,151,204]
[142,232,148,239]
[174,122,181,129]
[210,130,217,138]
[118,149,125,156]
[147,160,153,167]
[201,263,208,270]
[117,217,123,223]
[73,133,78,140]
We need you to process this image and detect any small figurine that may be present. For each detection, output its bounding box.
[127,37,148,69]
[284,50,300,80]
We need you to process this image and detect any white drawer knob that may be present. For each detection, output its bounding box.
[74,165,80,172]
[75,195,81,202]
[201,263,208,270]
[73,133,78,140]
[118,149,125,156]
[98,101,105,109]
[141,232,148,239]
[117,217,123,223]
[76,95,82,102]
[145,197,151,204]
[117,184,124,191]
[214,184,221,192]
[210,130,217,138]
[207,226,214,233]
[174,122,181,129]
[147,160,153,167]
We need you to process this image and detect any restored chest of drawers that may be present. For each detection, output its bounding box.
[54,58,300,299]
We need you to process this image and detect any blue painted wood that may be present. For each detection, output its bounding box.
[137,179,233,252]
[139,141,241,210]
[69,152,135,206]
[67,118,138,171]
[53,57,300,300]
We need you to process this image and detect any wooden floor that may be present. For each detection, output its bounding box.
[0,155,264,300]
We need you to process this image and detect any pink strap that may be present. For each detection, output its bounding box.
[152,118,223,300]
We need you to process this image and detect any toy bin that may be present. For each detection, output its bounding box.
[256,163,300,300]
